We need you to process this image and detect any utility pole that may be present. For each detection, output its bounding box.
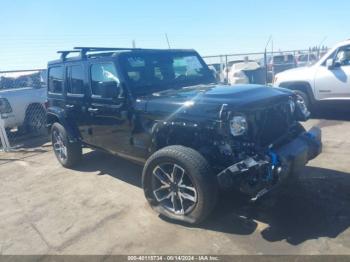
[264,35,272,85]
[165,33,171,49]
[317,36,327,58]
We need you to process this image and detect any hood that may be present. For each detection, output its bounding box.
[275,65,316,84]
[136,84,293,120]
[231,62,260,71]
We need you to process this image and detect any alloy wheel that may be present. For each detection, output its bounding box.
[152,163,197,215]
[52,130,67,162]
[295,93,310,115]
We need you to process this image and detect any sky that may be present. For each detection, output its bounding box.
[1,0,349,70]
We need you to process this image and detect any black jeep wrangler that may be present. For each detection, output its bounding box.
[47,47,322,224]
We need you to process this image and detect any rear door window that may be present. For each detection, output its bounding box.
[48,66,63,94]
[67,65,85,96]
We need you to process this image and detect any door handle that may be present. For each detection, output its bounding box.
[88,107,99,113]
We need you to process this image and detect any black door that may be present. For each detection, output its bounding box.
[87,61,134,155]
[64,63,94,144]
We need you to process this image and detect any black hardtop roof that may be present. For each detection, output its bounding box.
[48,47,197,66]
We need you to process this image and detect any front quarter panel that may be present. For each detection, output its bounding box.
[274,67,316,88]
[133,97,223,161]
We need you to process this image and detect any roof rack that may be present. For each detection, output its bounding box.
[57,46,163,61]
[73,46,144,58]
[57,50,81,60]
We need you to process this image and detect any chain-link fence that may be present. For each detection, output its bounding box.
[203,48,328,85]
[0,69,48,152]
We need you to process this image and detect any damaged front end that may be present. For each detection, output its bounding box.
[217,126,322,200]
[216,98,322,201]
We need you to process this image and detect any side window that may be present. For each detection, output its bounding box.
[322,49,337,66]
[67,65,84,95]
[48,66,63,94]
[335,45,350,66]
[90,62,119,98]
[125,56,146,82]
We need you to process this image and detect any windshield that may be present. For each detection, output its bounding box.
[120,52,215,95]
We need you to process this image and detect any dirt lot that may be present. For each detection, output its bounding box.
[1,111,350,255]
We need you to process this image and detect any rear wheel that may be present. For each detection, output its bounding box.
[142,145,218,224]
[51,122,82,168]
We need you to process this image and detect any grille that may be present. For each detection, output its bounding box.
[254,102,293,146]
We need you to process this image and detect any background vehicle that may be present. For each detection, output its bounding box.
[295,53,318,67]
[226,61,265,85]
[0,70,47,132]
[274,39,350,111]
[47,47,321,225]
[259,54,296,82]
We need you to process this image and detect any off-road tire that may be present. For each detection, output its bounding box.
[142,145,218,224]
[51,122,82,168]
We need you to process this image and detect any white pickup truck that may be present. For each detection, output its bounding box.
[0,70,47,132]
[274,39,350,111]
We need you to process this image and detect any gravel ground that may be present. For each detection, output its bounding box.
[0,111,349,255]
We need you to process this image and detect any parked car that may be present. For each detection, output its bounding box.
[274,39,350,111]
[0,70,47,132]
[220,60,252,83]
[295,53,317,67]
[226,61,265,85]
[259,54,296,82]
[47,47,322,224]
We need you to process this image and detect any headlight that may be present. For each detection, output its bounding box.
[289,99,295,113]
[230,115,248,136]
[233,71,246,78]
[0,98,12,114]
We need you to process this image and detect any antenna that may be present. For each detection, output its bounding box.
[318,36,327,50]
[264,35,273,85]
[165,33,171,49]
[264,35,273,50]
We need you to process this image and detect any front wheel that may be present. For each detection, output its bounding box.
[142,145,218,224]
[294,90,311,113]
[51,122,82,168]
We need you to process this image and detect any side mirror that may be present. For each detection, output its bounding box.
[326,58,334,69]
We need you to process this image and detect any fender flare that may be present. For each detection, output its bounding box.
[278,81,316,104]
[47,109,80,142]
[149,120,201,153]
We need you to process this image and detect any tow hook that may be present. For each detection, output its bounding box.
[250,188,269,202]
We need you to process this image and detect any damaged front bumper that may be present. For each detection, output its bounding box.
[217,126,322,200]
